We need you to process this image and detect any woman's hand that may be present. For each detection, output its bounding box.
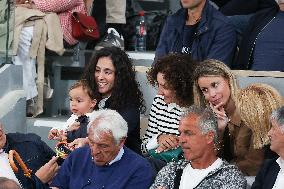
[16,0,36,9]
[156,134,179,153]
[16,0,28,4]
[209,102,230,136]
[68,137,89,149]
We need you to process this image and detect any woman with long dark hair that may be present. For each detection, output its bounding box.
[82,47,145,154]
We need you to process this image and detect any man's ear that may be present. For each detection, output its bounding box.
[118,137,127,148]
[206,131,215,144]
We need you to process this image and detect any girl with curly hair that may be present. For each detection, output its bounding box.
[141,53,197,155]
[82,47,145,154]
[192,59,281,176]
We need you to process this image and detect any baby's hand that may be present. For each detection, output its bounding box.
[48,129,59,140]
[48,129,66,141]
[67,122,80,131]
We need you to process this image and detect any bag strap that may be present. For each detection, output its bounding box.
[83,0,94,15]
[173,169,183,189]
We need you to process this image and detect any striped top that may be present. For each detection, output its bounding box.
[141,95,187,154]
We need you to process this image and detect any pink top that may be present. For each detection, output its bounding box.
[33,0,87,45]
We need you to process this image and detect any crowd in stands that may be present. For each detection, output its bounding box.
[1,0,284,188]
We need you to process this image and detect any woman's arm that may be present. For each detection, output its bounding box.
[32,0,81,13]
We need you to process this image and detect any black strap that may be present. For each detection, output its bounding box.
[173,169,183,189]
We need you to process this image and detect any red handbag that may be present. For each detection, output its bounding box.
[71,12,100,41]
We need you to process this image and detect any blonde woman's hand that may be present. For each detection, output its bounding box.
[209,102,230,135]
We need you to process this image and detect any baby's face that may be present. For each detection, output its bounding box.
[69,86,96,116]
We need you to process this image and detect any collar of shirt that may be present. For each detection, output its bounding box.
[98,96,110,110]
[276,157,284,172]
[167,102,188,112]
[107,147,124,166]
[0,148,3,154]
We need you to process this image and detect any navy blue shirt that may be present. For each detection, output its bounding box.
[252,11,284,71]
[181,23,199,55]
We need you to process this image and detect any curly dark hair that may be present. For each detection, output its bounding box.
[147,53,197,107]
[82,47,145,113]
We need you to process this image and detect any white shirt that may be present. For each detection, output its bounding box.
[272,157,284,189]
[179,158,223,189]
[0,149,20,185]
[51,111,96,132]
[107,147,124,166]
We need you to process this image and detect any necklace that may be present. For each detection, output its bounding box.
[186,15,201,25]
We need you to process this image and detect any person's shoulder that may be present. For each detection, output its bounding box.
[71,146,90,157]
[123,148,152,167]
[217,160,246,182]
[163,159,188,171]
[153,95,165,103]
[262,157,278,169]
[200,160,246,188]
[124,147,146,161]
[206,3,234,27]
[166,8,186,24]
[7,132,41,143]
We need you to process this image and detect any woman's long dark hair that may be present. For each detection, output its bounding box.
[82,47,145,113]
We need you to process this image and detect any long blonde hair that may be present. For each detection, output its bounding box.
[192,59,240,107]
[237,83,284,149]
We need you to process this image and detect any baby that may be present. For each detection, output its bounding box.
[48,79,100,142]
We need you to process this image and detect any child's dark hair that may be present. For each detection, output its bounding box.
[69,79,100,101]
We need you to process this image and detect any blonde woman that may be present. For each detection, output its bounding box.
[192,59,276,176]
[237,83,284,150]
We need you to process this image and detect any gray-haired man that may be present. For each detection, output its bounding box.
[51,109,154,189]
[150,106,246,189]
[252,106,284,189]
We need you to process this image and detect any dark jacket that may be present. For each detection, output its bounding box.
[216,0,276,16]
[3,133,55,189]
[155,0,237,67]
[233,0,279,70]
[104,99,142,155]
[66,115,89,143]
[251,158,280,189]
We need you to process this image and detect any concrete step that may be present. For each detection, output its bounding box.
[0,90,26,133]
[26,116,69,149]
[0,64,23,99]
